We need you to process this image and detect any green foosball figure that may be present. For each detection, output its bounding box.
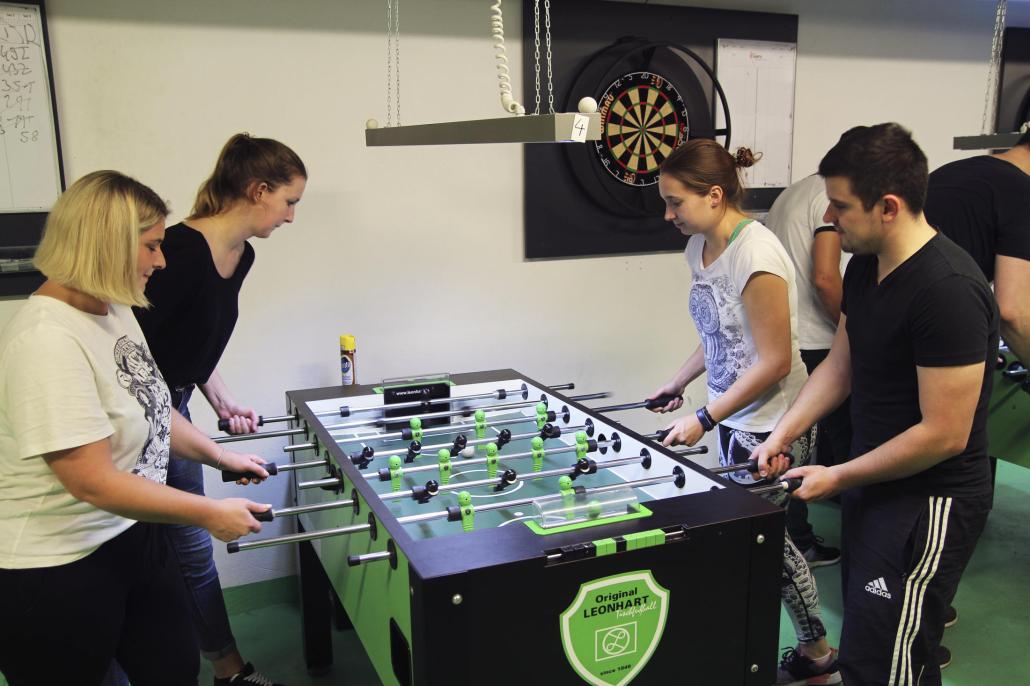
[559,475,576,520]
[388,455,403,492]
[437,448,452,485]
[531,436,545,472]
[474,409,487,439]
[485,442,499,478]
[409,417,423,443]
[457,491,475,532]
[535,402,548,430]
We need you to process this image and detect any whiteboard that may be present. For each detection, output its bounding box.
[0,2,61,212]
[715,39,796,189]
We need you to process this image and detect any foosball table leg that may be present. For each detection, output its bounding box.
[298,536,333,676]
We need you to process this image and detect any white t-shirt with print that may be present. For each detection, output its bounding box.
[685,220,808,433]
[0,296,172,569]
[766,174,850,350]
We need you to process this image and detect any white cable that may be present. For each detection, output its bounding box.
[490,1,525,115]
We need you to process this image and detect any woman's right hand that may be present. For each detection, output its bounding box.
[204,498,270,542]
[646,381,686,413]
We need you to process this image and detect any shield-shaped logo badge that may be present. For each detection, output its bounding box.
[559,570,670,686]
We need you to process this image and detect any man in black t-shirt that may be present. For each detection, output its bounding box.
[925,127,1030,364]
[752,123,998,686]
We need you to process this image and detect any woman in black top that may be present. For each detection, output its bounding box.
[131,134,306,686]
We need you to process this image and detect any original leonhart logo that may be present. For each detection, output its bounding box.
[560,570,670,686]
[594,71,689,187]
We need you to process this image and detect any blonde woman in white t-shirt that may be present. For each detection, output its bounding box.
[646,140,839,686]
[0,171,272,685]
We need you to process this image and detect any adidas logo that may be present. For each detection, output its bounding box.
[865,577,892,599]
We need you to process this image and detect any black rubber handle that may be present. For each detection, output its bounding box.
[218,415,265,432]
[253,509,274,522]
[221,462,278,482]
[655,428,671,441]
[227,542,240,554]
[346,555,361,567]
[782,477,803,493]
[644,394,682,410]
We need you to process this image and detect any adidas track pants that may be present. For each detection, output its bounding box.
[838,489,990,686]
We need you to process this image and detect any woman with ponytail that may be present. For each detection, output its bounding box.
[645,140,840,685]
[130,134,306,686]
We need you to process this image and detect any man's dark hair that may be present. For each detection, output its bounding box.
[818,122,928,213]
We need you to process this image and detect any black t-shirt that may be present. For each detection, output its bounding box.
[924,155,1030,281]
[842,233,999,497]
[134,223,254,405]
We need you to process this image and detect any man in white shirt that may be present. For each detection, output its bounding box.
[766,174,853,567]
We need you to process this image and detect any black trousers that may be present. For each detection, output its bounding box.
[838,489,989,686]
[786,348,854,549]
[0,523,199,686]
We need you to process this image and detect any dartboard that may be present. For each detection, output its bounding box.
[594,71,689,187]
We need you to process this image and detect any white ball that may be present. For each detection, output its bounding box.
[578,97,598,114]
[365,118,380,129]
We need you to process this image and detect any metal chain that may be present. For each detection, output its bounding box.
[982,0,1007,134]
[533,0,541,115]
[386,0,393,127]
[394,0,401,125]
[544,0,554,114]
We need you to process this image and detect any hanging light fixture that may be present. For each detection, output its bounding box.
[953,0,1026,150]
[365,0,601,147]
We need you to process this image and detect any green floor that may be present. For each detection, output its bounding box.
[2,463,1026,686]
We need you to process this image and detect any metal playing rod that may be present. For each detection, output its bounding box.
[254,498,356,521]
[367,432,605,479]
[321,391,610,433]
[314,382,578,419]
[379,446,634,502]
[229,468,687,553]
[590,394,682,414]
[320,398,542,432]
[219,457,328,483]
[214,427,306,444]
[228,522,372,553]
[356,423,592,473]
[328,409,567,445]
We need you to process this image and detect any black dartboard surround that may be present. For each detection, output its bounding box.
[561,37,728,221]
[523,0,797,259]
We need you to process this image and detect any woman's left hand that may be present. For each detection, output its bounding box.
[661,413,706,447]
[219,451,269,485]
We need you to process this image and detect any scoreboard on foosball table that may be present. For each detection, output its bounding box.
[234,370,786,686]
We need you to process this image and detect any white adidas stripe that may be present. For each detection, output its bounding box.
[902,497,952,684]
[900,496,948,686]
[886,496,951,686]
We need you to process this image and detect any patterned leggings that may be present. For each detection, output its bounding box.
[717,424,826,644]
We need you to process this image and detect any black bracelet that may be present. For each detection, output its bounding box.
[695,406,717,432]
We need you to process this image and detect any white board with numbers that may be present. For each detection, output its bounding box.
[0,2,61,213]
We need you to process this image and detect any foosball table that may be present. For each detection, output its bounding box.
[222,369,791,686]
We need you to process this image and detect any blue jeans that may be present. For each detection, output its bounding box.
[104,387,235,685]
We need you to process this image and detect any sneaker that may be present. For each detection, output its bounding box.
[776,646,842,685]
[943,605,958,628]
[801,537,841,568]
[937,645,952,670]
[214,663,284,686]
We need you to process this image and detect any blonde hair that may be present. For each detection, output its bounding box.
[190,133,306,219]
[34,170,169,307]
